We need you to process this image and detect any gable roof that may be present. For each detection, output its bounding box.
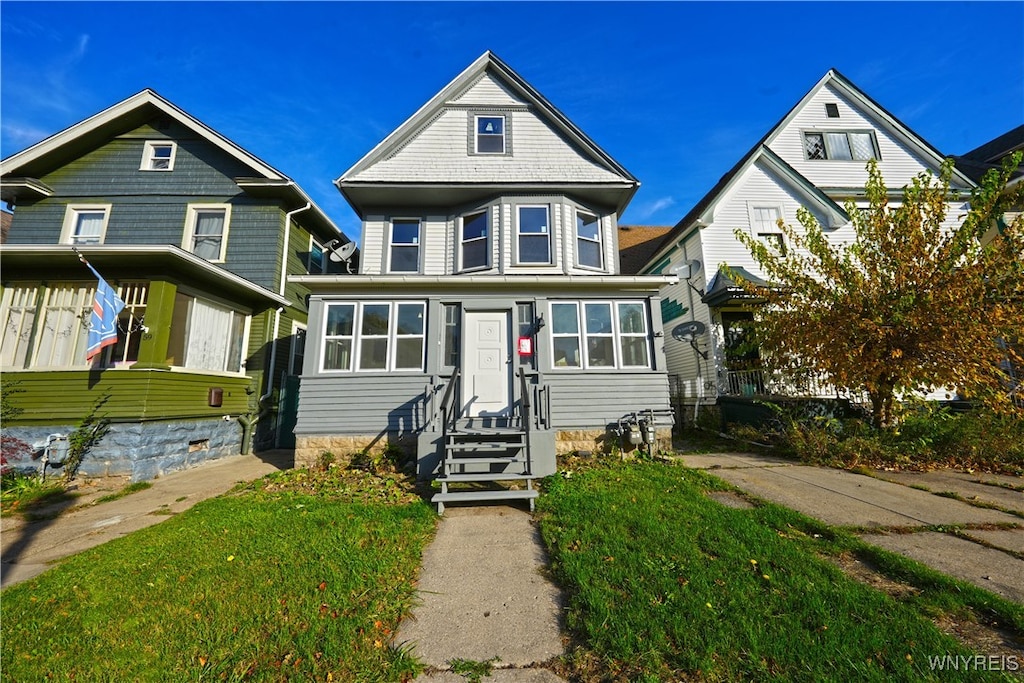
[954,124,1024,185]
[640,68,976,273]
[336,51,639,217]
[0,89,345,241]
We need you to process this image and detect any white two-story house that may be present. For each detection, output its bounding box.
[290,52,676,511]
[637,69,976,423]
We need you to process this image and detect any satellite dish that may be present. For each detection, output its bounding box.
[327,240,357,263]
[671,320,706,342]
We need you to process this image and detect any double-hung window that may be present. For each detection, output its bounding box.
[549,300,651,369]
[475,115,505,154]
[61,205,110,245]
[389,219,420,273]
[576,211,602,269]
[751,206,785,254]
[141,141,176,170]
[460,210,489,270]
[517,206,551,264]
[321,301,426,372]
[803,130,878,161]
[309,237,326,274]
[183,204,230,261]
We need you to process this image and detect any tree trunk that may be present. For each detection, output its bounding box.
[868,382,895,429]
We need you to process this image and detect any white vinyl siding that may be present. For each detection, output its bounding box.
[347,106,624,185]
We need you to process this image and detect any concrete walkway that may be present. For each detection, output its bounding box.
[678,453,1024,604]
[396,504,566,682]
[1,450,292,588]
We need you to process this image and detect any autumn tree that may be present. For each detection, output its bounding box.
[733,155,1023,428]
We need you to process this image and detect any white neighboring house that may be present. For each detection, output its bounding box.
[636,69,977,419]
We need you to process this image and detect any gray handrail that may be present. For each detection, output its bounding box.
[518,369,532,475]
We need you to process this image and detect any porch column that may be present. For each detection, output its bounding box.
[131,279,177,370]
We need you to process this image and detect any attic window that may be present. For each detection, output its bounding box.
[804,131,878,161]
[141,141,176,171]
[825,103,840,118]
[474,115,505,154]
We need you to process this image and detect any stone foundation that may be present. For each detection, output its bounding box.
[2,418,243,482]
[555,427,673,455]
[294,434,415,469]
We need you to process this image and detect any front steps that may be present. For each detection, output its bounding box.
[431,425,538,514]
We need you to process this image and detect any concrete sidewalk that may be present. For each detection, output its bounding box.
[678,453,1024,603]
[396,504,567,682]
[1,450,292,588]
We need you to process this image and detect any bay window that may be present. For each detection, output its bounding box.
[517,206,551,264]
[576,211,602,269]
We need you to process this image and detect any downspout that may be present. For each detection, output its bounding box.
[246,200,311,452]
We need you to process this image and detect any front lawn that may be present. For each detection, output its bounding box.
[537,457,1022,681]
[1,466,436,682]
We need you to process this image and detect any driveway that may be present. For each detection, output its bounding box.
[678,453,1023,604]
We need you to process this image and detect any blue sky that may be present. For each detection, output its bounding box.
[2,2,1022,240]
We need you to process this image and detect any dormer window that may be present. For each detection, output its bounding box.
[141,140,176,171]
[475,115,505,154]
[804,131,878,161]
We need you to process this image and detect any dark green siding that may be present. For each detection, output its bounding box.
[2,369,253,425]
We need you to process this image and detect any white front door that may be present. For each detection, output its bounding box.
[462,310,511,417]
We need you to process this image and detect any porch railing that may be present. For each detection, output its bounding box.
[723,368,867,404]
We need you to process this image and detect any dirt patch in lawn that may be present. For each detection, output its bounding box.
[827,552,1024,661]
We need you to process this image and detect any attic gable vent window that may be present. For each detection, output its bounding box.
[475,115,506,154]
[141,141,177,171]
[804,131,878,161]
[825,103,840,118]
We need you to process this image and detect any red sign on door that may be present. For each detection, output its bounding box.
[517,336,533,356]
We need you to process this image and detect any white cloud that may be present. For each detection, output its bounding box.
[631,196,676,221]
[1,121,52,154]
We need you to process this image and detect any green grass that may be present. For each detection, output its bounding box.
[0,472,77,518]
[1,466,437,682]
[537,458,1021,682]
[94,480,152,504]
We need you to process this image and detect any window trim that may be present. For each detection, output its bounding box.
[387,218,422,274]
[60,204,111,245]
[182,203,231,262]
[574,210,603,270]
[308,236,326,274]
[140,140,177,171]
[515,204,552,266]
[802,129,879,161]
[471,113,508,155]
[458,209,490,272]
[289,321,307,376]
[548,299,652,371]
[320,301,427,374]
